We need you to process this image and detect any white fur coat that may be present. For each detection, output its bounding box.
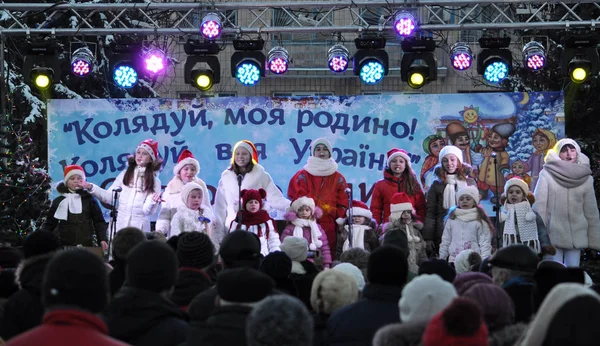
[439,210,492,262]
[170,206,218,251]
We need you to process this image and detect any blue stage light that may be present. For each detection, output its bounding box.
[483,60,509,84]
[359,59,385,84]
[113,64,138,88]
[235,61,262,86]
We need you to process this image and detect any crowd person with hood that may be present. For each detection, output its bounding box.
[533,138,600,267]
[108,227,146,296]
[418,258,457,283]
[531,260,585,313]
[280,237,321,310]
[6,249,127,346]
[259,251,297,296]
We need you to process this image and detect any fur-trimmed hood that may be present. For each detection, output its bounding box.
[15,252,55,292]
[383,218,423,233]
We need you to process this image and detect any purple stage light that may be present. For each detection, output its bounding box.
[394,12,417,37]
[201,13,222,40]
[145,50,166,74]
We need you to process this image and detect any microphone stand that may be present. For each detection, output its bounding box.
[346,188,353,249]
[235,174,243,231]
[107,189,121,259]
[492,152,502,251]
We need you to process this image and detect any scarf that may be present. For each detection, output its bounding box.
[231,210,272,239]
[342,224,370,252]
[303,157,338,177]
[452,207,480,222]
[54,192,82,220]
[442,174,468,209]
[132,166,146,192]
[291,218,323,251]
[544,158,592,189]
[501,201,540,253]
[403,222,421,242]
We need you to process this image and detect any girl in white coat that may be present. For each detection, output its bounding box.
[155,149,213,237]
[213,140,290,246]
[533,138,600,267]
[170,182,216,246]
[439,186,493,263]
[81,139,162,233]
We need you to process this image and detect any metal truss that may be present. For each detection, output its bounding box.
[1,0,600,37]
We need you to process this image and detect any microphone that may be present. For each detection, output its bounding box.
[491,152,497,158]
[113,187,123,192]
[345,188,351,195]
[237,174,243,186]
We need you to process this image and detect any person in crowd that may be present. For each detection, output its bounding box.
[370,148,426,225]
[288,137,349,259]
[423,145,476,257]
[0,247,22,315]
[41,165,108,250]
[6,249,127,346]
[214,140,290,245]
[280,236,321,310]
[533,138,600,267]
[531,260,585,313]
[336,200,379,259]
[526,128,556,191]
[487,244,539,323]
[419,258,457,283]
[229,189,281,256]
[0,231,60,341]
[171,232,215,311]
[169,182,216,243]
[454,249,482,275]
[81,138,162,233]
[384,192,427,273]
[499,177,554,256]
[103,241,188,346]
[187,230,262,322]
[373,274,457,346]
[338,248,370,283]
[453,271,493,295]
[247,295,314,346]
[156,149,212,237]
[439,186,493,263]
[108,227,146,296]
[327,246,408,346]
[259,251,297,296]
[421,297,488,346]
[186,267,274,346]
[518,283,600,346]
[333,263,366,291]
[282,196,332,268]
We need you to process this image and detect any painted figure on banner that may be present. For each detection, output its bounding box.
[420,134,446,192]
[525,128,556,192]
[477,122,516,205]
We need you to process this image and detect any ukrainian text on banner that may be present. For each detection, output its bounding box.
[47,92,564,214]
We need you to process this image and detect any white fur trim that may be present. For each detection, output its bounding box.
[504,178,530,195]
[388,151,411,168]
[439,145,463,163]
[235,141,254,156]
[336,217,346,225]
[138,143,156,161]
[348,207,372,219]
[312,137,333,155]
[173,157,200,175]
[390,202,413,214]
[291,196,315,213]
[64,169,85,184]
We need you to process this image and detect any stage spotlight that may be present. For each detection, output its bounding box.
[401,38,437,89]
[477,37,512,84]
[70,47,94,77]
[449,43,472,71]
[327,44,350,73]
[144,49,166,75]
[267,46,290,74]
[561,35,599,84]
[109,41,141,89]
[201,13,222,40]
[184,41,220,91]
[231,39,266,86]
[393,11,417,37]
[23,41,62,91]
[113,63,139,89]
[31,67,54,90]
[523,41,546,71]
[353,37,388,85]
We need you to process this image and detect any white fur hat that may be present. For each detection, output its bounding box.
[454,249,481,275]
[311,137,333,156]
[399,274,457,324]
[456,186,480,204]
[280,236,308,262]
[333,263,365,290]
[504,178,530,195]
[291,196,315,214]
[439,145,463,164]
[180,182,203,204]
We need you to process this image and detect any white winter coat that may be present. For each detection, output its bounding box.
[533,151,600,250]
[170,206,218,251]
[229,219,281,256]
[213,164,290,245]
[156,176,213,236]
[439,208,492,262]
[90,168,161,233]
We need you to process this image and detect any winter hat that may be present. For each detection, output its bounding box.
[453,272,494,295]
[23,231,60,259]
[419,258,457,283]
[339,248,370,277]
[333,263,365,290]
[463,283,515,331]
[137,138,159,162]
[290,196,315,214]
[126,241,178,293]
[232,140,259,164]
[63,165,85,184]
[260,251,292,280]
[112,227,146,262]
[454,250,482,275]
[241,188,267,210]
[490,122,516,139]
[219,230,261,268]
[311,137,333,156]
[177,232,214,269]
[310,269,359,315]
[390,192,414,220]
[439,145,463,164]
[347,200,373,219]
[456,186,480,204]
[42,248,108,313]
[532,261,585,313]
[180,182,204,205]
[556,137,581,155]
[173,149,200,175]
[400,274,458,324]
[382,229,409,257]
[368,245,409,287]
[487,244,539,273]
[280,236,308,262]
[533,128,557,149]
[217,267,274,303]
[446,122,469,143]
[504,177,530,195]
[422,134,445,155]
[422,297,489,346]
[386,148,411,168]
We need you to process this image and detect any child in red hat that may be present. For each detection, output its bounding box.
[335,200,379,258]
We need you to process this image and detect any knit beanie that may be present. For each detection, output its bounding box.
[555,138,581,157]
[439,145,463,164]
[453,272,494,296]
[42,248,108,313]
[367,246,408,287]
[177,232,215,269]
[219,230,261,268]
[532,261,585,313]
[23,231,60,259]
[260,251,292,280]
[241,188,267,210]
[463,283,515,331]
[280,236,308,262]
[232,140,259,165]
[217,267,274,303]
[456,186,480,204]
[126,241,178,293]
[400,274,458,324]
[422,297,489,346]
[63,165,85,184]
[454,250,482,275]
[488,244,539,273]
[173,149,200,175]
[419,258,457,283]
[386,148,411,169]
[180,182,204,205]
[333,263,366,290]
[311,137,333,156]
[382,229,409,257]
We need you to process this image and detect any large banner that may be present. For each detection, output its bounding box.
[48,92,564,215]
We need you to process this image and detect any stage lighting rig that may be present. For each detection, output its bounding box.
[200,12,222,40]
[393,11,417,37]
[522,41,546,71]
[561,35,599,84]
[70,47,95,78]
[353,37,389,85]
[231,39,266,86]
[267,46,290,75]
[449,43,473,71]
[184,40,221,91]
[23,41,63,91]
[477,37,512,84]
[401,38,437,89]
[328,44,350,73]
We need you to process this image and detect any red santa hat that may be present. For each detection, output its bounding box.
[311,137,333,156]
[347,200,372,219]
[173,149,200,175]
[63,165,85,184]
[291,196,315,214]
[232,140,259,165]
[439,145,463,164]
[241,188,267,211]
[137,138,159,162]
[390,192,414,220]
[386,148,411,169]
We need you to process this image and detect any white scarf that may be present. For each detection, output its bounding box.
[291,218,323,251]
[404,223,421,242]
[453,207,480,222]
[342,224,369,252]
[442,174,468,209]
[132,166,146,192]
[54,192,82,220]
[501,201,540,253]
[303,157,338,177]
